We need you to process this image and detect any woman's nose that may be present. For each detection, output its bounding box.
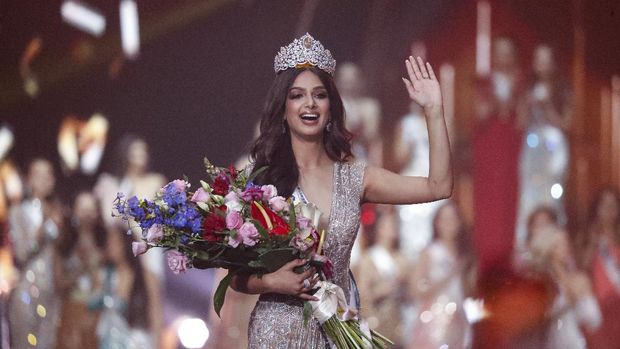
[305,95,316,109]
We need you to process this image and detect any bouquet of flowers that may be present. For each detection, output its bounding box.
[114,158,392,349]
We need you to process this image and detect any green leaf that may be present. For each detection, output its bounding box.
[247,165,268,183]
[252,220,270,240]
[303,301,312,325]
[248,260,265,269]
[258,248,298,273]
[288,200,296,231]
[213,270,236,318]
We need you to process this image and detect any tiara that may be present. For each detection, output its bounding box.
[273,33,336,76]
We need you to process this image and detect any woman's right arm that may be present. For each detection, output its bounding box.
[230,259,319,301]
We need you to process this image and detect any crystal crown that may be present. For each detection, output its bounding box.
[273,33,336,76]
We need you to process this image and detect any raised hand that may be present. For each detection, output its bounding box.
[402,56,443,111]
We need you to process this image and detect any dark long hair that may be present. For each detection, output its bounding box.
[250,67,353,197]
[586,187,620,241]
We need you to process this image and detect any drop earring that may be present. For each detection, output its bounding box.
[326,120,332,132]
[282,119,287,134]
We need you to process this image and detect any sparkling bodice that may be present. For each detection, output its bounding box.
[247,160,366,349]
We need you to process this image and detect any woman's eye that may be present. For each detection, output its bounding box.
[289,94,302,99]
[315,93,327,99]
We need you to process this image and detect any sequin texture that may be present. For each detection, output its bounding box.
[247,161,366,348]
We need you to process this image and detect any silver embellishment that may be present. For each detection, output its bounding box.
[273,33,337,76]
[247,161,366,348]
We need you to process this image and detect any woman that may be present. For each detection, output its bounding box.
[525,207,601,349]
[407,202,474,349]
[473,36,523,275]
[54,191,106,349]
[92,229,160,348]
[230,33,452,348]
[579,188,620,348]
[94,135,166,272]
[8,159,64,349]
[515,44,572,256]
[356,206,409,347]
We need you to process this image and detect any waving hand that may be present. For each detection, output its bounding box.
[402,56,443,111]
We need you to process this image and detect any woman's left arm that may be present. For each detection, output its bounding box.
[363,57,452,204]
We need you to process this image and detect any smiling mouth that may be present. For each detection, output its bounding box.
[300,113,319,121]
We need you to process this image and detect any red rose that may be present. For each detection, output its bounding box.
[212,175,229,196]
[203,206,227,241]
[227,165,238,180]
[251,201,290,236]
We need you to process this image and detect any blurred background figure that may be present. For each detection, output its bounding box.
[8,159,64,348]
[473,36,523,275]
[94,134,165,324]
[515,44,572,257]
[92,229,160,348]
[577,188,620,348]
[524,206,600,349]
[335,62,383,166]
[53,191,106,348]
[356,206,409,348]
[407,202,475,349]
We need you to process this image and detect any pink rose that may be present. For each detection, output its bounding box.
[269,196,287,212]
[226,210,243,230]
[171,179,189,192]
[191,187,211,203]
[146,224,164,242]
[225,191,242,212]
[261,185,278,200]
[228,234,241,248]
[238,222,260,246]
[167,250,189,274]
[132,241,148,256]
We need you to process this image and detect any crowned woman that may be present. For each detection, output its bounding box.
[228,33,453,348]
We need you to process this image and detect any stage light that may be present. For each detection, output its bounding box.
[463,297,487,324]
[551,183,563,199]
[61,1,106,37]
[120,0,140,59]
[0,126,14,162]
[177,317,209,348]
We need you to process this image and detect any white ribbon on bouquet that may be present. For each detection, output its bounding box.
[309,281,373,349]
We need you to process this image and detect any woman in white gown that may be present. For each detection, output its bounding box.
[515,44,572,256]
[408,202,475,349]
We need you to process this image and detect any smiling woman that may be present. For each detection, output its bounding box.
[227,33,452,349]
[250,65,353,200]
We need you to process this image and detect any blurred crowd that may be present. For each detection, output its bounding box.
[0,36,618,349]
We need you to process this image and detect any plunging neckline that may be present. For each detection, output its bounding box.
[296,161,339,234]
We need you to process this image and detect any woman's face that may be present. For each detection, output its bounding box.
[127,139,149,172]
[28,159,55,199]
[284,70,331,140]
[436,204,461,242]
[597,191,620,226]
[533,45,555,78]
[73,192,99,228]
[376,211,398,247]
[530,211,555,235]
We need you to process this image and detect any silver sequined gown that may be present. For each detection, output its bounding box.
[247,161,366,349]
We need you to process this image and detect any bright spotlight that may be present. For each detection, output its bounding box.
[177,317,209,349]
[120,0,140,59]
[551,183,564,199]
[61,1,106,37]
